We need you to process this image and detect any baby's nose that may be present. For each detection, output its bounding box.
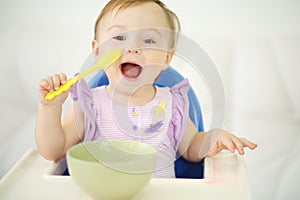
[126,39,142,54]
[127,49,141,54]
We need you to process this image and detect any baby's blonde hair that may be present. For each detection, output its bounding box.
[94,0,181,48]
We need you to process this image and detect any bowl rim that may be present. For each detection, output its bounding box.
[66,139,157,163]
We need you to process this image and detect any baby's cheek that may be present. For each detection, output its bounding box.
[149,51,170,64]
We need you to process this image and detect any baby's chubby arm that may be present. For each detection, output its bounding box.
[35,73,84,161]
[178,118,257,162]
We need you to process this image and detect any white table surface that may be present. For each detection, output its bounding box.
[0,149,252,200]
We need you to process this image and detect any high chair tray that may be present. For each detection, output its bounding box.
[0,149,252,200]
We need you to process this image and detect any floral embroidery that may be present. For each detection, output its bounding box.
[144,120,163,133]
[133,125,138,130]
[132,108,139,116]
[154,101,166,116]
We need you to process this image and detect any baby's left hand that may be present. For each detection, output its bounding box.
[206,129,257,157]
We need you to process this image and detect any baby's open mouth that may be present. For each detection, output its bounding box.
[121,62,142,79]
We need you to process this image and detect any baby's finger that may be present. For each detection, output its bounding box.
[40,77,54,92]
[39,78,50,90]
[232,137,245,155]
[207,145,219,157]
[52,74,62,90]
[240,138,258,150]
[59,73,67,84]
[222,138,235,153]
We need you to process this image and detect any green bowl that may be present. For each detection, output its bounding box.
[66,140,157,200]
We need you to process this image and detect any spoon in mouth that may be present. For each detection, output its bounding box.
[44,49,122,100]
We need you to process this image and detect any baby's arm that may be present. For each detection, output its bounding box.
[178,118,257,162]
[35,73,84,161]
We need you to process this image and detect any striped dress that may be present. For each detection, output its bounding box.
[71,79,190,178]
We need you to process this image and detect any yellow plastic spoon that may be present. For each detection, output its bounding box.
[44,49,122,100]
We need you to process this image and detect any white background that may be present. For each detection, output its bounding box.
[1,0,300,199]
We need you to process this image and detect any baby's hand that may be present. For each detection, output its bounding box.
[206,129,257,157]
[39,73,69,105]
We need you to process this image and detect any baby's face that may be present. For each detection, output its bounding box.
[94,2,174,90]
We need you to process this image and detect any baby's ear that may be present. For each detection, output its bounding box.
[163,49,175,70]
[92,40,99,55]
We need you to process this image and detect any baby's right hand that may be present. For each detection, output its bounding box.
[39,73,69,105]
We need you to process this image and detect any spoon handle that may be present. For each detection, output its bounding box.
[44,49,121,100]
[44,76,78,100]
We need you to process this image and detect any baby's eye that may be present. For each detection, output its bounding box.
[113,35,126,41]
[144,38,156,44]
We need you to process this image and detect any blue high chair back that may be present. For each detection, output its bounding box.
[89,67,204,179]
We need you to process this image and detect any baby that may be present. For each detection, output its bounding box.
[35,0,257,178]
